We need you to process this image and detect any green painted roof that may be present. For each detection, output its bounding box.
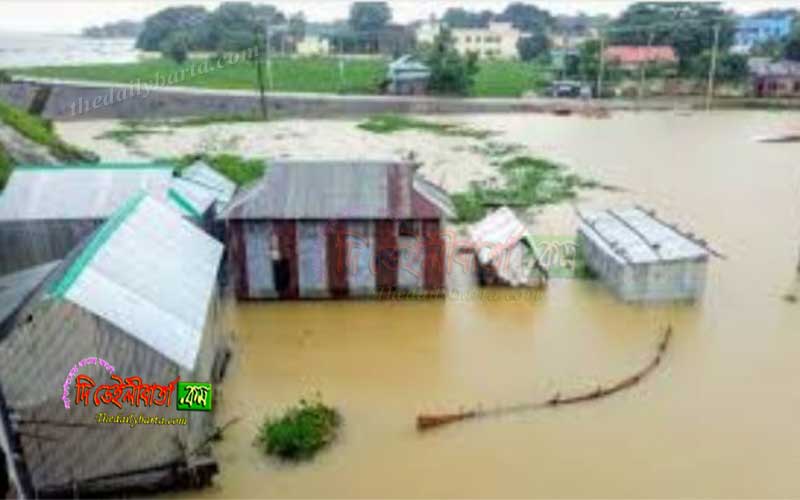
[168,188,202,219]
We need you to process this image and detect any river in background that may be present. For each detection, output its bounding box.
[0,32,138,68]
[57,111,800,498]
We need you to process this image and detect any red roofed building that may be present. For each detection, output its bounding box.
[603,45,678,69]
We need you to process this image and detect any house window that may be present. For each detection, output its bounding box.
[465,36,471,43]
[399,220,418,237]
[794,81,800,93]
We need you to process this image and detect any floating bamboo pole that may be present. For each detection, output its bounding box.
[417,326,673,431]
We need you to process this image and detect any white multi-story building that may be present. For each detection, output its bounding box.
[415,20,524,59]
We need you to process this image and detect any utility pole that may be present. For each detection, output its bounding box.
[637,31,655,108]
[254,24,268,120]
[265,19,274,91]
[705,24,720,112]
[596,32,605,99]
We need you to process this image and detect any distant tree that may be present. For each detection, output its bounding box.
[204,2,285,51]
[441,8,494,29]
[160,31,191,64]
[687,51,749,82]
[785,22,800,61]
[288,12,307,40]
[497,3,554,33]
[608,2,736,72]
[517,32,551,61]
[750,38,785,59]
[348,2,392,32]
[136,6,209,51]
[424,28,479,96]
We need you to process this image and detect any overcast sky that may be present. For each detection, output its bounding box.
[0,0,795,34]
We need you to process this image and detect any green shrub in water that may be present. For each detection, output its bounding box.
[257,397,340,461]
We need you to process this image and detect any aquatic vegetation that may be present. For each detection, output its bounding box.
[95,123,173,147]
[358,114,493,139]
[451,156,600,223]
[256,397,341,461]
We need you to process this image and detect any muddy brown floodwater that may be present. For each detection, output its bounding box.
[162,111,800,498]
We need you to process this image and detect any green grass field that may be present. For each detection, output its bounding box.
[12,56,549,98]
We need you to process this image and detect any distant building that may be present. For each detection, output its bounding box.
[0,193,225,497]
[415,20,524,59]
[296,34,331,56]
[386,55,431,95]
[603,45,678,70]
[749,58,800,97]
[577,207,711,302]
[0,164,218,276]
[222,161,454,300]
[734,13,795,53]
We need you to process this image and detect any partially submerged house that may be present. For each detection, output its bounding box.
[577,207,711,302]
[0,163,220,276]
[469,207,547,287]
[223,160,455,299]
[749,58,800,98]
[177,161,237,212]
[385,55,431,95]
[0,193,225,497]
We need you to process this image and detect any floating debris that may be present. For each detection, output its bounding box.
[417,326,672,431]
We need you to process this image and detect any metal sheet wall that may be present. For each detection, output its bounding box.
[297,222,329,298]
[346,221,376,296]
[0,220,101,276]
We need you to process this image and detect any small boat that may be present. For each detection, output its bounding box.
[754,132,800,143]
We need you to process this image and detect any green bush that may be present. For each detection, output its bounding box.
[256,398,340,461]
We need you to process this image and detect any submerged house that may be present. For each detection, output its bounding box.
[0,164,216,276]
[469,207,547,287]
[385,55,431,95]
[577,207,711,302]
[0,193,225,497]
[223,160,454,299]
[749,59,800,98]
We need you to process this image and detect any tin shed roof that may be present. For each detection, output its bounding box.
[223,160,449,220]
[48,193,224,370]
[0,261,59,336]
[470,207,532,265]
[604,45,678,64]
[578,207,709,265]
[179,161,237,207]
[0,164,173,221]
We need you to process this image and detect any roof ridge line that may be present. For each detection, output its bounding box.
[168,188,202,219]
[49,192,147,298]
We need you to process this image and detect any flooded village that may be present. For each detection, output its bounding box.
[1,1,800,499]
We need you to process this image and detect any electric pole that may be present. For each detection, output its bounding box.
[706,24,720,112]
[637,31,655,108]
[596,32,605,98]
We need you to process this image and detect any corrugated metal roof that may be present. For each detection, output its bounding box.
[470,207,531,265]
[180,161,237,208]
[604,46,678,64]
[578,207,709,264]
[223,160,448,220]
[0,261,58,336]
[0,164,173,221]
[169,179,216,218]
[49,193,223,370]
